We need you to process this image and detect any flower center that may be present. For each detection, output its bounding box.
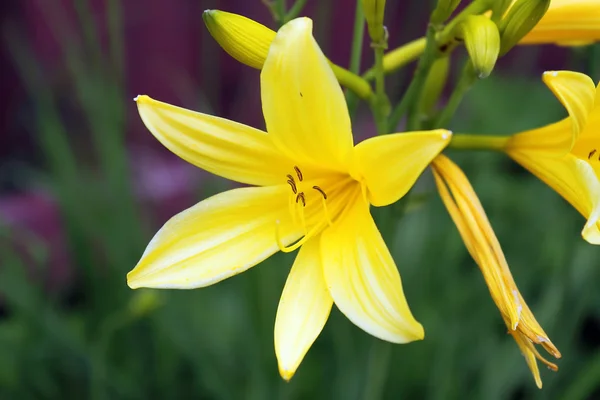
[276,165,341,253]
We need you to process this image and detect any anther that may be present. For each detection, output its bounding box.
[312,186,327,199]
[294,166,303,181]
[287,179,297,194]
[295,192,306,207]
[589,149,597,159]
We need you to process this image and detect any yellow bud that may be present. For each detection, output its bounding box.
[361,0,387,43]
[128,290,161,317]
[498,0,550,55]
[202,10,275,69]
[418,55,450,116]
[431,0,461,24]
[456,15,500,78]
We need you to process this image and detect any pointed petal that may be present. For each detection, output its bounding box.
[321,197,424,343]
[505,118,573,155]
[542,71,596,145]
[136,95,291,186]
[261,18,353,171]
[575,159,600,244]
[274,236,333,381]
[351,130,452,206]
[507,151,600,245]
[127,186,301,289]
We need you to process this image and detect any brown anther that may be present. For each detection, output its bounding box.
[287,179,297,194]
[294,166,303,181]
[589,149,597,159]
[312,186,327,199]
[295,192,306,207]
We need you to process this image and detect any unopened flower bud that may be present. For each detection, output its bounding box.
[498,0,551,55]
[361,0,387,43]
[489,0,513,21]
[431,0,461,25]
[203,9,275,69]
[456,15,500,78]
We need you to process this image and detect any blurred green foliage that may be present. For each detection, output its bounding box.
[1,1,600,399]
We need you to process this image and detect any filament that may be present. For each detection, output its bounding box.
[275,220,322,253]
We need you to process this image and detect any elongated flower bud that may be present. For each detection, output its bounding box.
[431,0,461,24]
[203,9,275,69]
[361,0,387,43]
[498,0,550,55]
[455,15,500,78]
[490,0,513,20]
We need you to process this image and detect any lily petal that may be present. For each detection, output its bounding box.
[261,18,353,171]
[542,71,596,145]
[576,159,600,244]
[127,185,301,289]
[351,129,452,206]
[136,95,291,186]
[274,236,333,381]
[321,196,424,343]
[507,151,600,245]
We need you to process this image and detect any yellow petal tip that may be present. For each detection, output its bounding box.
[278,365,295,382]
[126,269,143,289]
[134,95,151,104]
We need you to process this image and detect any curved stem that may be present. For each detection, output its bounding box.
[363,37,426,80]
[330,63,373,100]
[434,61,477,128]
[346,0,366,115]
[387,25,438,132]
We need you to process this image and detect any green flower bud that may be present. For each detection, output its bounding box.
[431,0,461,25]
[203,10,275,69]
[490,0,513,22]
[456,15,500,78]
[498,0,551,55]
[361,0,387,43]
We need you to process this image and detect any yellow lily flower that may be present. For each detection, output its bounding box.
[431,155,560,389]
[520,0,600,45]
[505,71,600,244]
[127,18,452,380]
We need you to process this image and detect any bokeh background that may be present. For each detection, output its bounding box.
[1,1,600,399]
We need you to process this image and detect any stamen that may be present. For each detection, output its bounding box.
[320,196,333,226]
[588,149,597,159]
[295,192,306,207]
[287,179,297,194]
[275,220,322,253]
[294,166,303,181]
[312,185,327,199]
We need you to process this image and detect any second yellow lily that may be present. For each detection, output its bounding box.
[505,71,600,244]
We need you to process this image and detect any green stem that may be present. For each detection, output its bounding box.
[276,0,287,23]
[362,340,392,400]
[434,61,477,128]
[284,0,308,23]
[330,63,373,100]
[346,0,366,115]
[387,25,438,132]
[447,133,510,151]
[371,42,389,134]
[363,37,426,80]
